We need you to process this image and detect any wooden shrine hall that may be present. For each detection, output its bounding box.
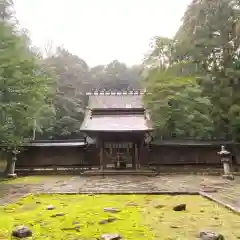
[80,90,153,170]
[13,88,240,175]
[14,89,237,176]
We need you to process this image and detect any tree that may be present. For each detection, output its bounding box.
[144,69,213,139]
[143,36,174,71]
[0,1,53,175]
[174,0,240,140]
[42,47,90,139]
[40,53,143,139]
[142,32,215,139]
[90,60,141,90]
[0,0,13,20]
[143,0,240,141]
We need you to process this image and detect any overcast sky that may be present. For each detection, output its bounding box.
[14,0,191,67]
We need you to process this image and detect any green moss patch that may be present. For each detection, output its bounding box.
[0,194,240,239]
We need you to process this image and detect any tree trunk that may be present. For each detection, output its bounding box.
[32,119,37,140]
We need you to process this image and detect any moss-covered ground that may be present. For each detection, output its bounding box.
[0,194,239,239]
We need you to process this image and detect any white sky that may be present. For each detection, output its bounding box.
[14,0,191,67]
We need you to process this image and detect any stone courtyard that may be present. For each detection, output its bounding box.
[0,175,240,211]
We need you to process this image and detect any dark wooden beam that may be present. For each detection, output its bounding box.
[135,143,139,169]
[100,141,104,170]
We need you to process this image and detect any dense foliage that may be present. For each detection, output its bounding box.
[144,0,240,141]
[0,0,142,142]
[39,48,142,139]
[2,0,240,144]
[0,0,53,148]
[144,70,213,139]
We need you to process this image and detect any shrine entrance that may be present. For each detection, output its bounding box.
[103,142,135,169]
[80,90,153,171]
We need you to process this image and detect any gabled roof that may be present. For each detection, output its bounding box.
[89,95,143,109]
[87,90,145,110]
[80,113,152,132]
[80,90,152,132]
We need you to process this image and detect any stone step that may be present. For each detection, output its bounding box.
[81,169,155,176]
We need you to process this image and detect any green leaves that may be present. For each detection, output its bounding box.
[143,0,240,141]
[0,9,54,148]
[40,51,142,139]
[144,70,214,139]
[143,36,174,70]
[41,47,90,138]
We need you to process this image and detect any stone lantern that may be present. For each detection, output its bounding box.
[217,145,234,180]
[7,149,19,178]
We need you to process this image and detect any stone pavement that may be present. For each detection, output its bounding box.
[0,175,240,210]
[49,175,206,193]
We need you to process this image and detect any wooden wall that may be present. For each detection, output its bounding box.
[17,146,86,167]
[16,143,240,169]
[147,145,221,166]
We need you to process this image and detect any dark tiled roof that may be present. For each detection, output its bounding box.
[21,139,86,147]
[81,91,151,132]
[26,142,86,147]
[88,95,144,109]
[80,114,152,132]
[151,140,236,146]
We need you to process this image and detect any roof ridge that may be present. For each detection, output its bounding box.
[86,89,146,96]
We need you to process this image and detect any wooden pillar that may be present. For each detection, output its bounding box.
[135,143,139,169]
[139,139,144,169]
[100,140,104,170]
[137,140,144,169]
[131,143,135,169]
